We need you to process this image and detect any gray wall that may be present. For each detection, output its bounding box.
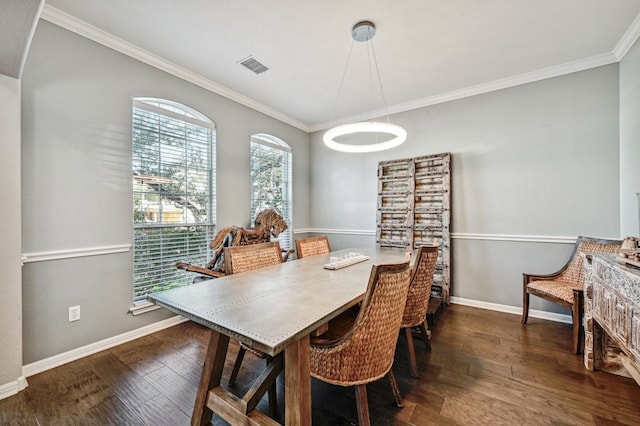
[620,38,640,236]
[310,65,621,314]
[0,74,23,390]
[12,15,637,377]
[20,21,310,364]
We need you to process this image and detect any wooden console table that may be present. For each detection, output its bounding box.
[583,254,640,385]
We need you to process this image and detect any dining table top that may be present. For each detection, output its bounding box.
[148,246,410,356]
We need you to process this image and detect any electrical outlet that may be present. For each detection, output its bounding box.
[68,305,81,322]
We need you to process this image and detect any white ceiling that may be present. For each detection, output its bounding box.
[40,0,640,131]
[0,0,43,78]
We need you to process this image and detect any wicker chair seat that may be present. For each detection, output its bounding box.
[526,280,580,304]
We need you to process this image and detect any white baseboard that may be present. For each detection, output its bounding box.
[0,376,28,400]
[22,315,189,378]
[451,296,572,324]
[18,298,570,382]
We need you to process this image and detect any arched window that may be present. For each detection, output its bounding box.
[250,133,292,249]
[132,98,216,306]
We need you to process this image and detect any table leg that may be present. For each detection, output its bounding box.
[192,330,230,426]
[284,334,311,426]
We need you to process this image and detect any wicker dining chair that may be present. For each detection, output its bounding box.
[310,253,412,426]
[400,244,439,377]
[522,235,622,353]
[295,235,332,259]
[224,241,288,418]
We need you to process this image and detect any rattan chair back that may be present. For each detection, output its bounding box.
[295,235,332,259]
[549,238,621,288]
[224,241,284,274]
[397,244,439,377]
[401,245,439,328]
[310,253,412,385]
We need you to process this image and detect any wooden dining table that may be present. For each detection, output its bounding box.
[148,246,409,425]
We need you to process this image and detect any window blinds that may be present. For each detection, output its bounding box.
[132,99,216,303]
[250,137,292,250]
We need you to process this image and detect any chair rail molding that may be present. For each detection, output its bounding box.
[22,244,132,264]
[293,228,375,236]
[294,229,582,244]
[452,233,578,244]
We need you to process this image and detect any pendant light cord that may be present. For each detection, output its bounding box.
[332,39,356,118]
[369,40,391,126]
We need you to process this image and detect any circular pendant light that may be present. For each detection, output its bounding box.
[323,21,407,153]
[323,122,407,153]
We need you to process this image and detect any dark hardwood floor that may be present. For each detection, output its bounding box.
[2,304,640,425]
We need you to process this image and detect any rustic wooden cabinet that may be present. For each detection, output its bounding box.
[377,153,451,314]
[584,254,640,385]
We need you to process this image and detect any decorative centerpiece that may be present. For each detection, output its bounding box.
[323,252,369,270]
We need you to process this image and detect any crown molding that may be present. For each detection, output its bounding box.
[39,5,310,133]
[614,12,640,60]
[39,5,639,134]
[310,52,619,132]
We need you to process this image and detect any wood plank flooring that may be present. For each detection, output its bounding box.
[2,304,640,425]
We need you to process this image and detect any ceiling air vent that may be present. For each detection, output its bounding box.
[238,56,269,74]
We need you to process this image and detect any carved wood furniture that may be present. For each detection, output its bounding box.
[310,253,412,426]
[377,153,451,316]
[148,246,409,425]
[295,235,332,259]
[583,254,640,385]
[521,236,622,353]
[399,244,439,377]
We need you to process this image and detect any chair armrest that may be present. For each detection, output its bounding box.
[175,262,224,278]
[523,268,567,284]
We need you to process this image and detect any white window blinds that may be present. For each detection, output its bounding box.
[132,98,216,303]
[250,134,292,250]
